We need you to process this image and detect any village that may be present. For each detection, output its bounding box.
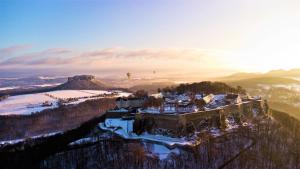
[99,90,267,146]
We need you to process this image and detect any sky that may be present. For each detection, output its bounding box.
[1,0,300,79]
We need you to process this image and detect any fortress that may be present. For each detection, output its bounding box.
[106,93,268,137]
[134,99,266,136]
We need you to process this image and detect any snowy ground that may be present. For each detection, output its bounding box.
[68,132,182,160]
[0,90,131,115]
[143,143,181,160]
[99,118,196,147]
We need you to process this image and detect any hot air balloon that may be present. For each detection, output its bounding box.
[126,72,131,80]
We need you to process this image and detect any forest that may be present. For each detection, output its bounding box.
[160,81,246,94]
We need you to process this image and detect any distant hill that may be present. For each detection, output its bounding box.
[221,68,300,83]
[227,77,300,88]
[54,75,111,90]
[0,75,125,96]
[220,68,300,89]
[0,76,66,88]
[219,72,263,81]
[266,68,300,77]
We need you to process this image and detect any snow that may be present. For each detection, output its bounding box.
[145,143,180,160]
[0,86,20,91]
[46,90,131,100]
[142,107,160,113]
[114,90,131,97]
[45,90,111,99]
[0,93,57,115]
[195,94,203,100]
[0,90,132,115]
[225,117,239,131]
[177,94,191,102]
[105,118,134,135]
[32,83,62,87]
[38,76,66,80]
[69,137,95,146]
[209,127,222,137]
[99,118,195,147]
[163,104,177,113]
[108,108,129,113]
[151,93,163,98]
[0,131,62,145]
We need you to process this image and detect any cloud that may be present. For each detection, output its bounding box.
[41,48,71,54]
[0,46,234,79]
[78,48,207,60]
[0,45,32,60]
[0,47,218,76]
[1,48,72,65]
[0,45,32,54]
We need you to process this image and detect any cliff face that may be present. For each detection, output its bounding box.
[56,75,110,90]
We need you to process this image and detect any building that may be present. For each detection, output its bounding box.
[203,94,215,104]
[162,102,177,113]
[177,103,198,113]
[225,94,242,105]
[116,97,146,108]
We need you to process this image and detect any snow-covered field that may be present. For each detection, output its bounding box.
[0,93,58,115]
[0,90,131,115]
[46,90,112,99]
[0,83,62,91]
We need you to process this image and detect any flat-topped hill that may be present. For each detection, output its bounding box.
[55,75,110,90]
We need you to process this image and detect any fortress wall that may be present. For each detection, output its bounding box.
[138,99,265,136]
[253,100,265,113]
[106,111,131,118]
[140,113,182,131]
[182,110,221,129]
